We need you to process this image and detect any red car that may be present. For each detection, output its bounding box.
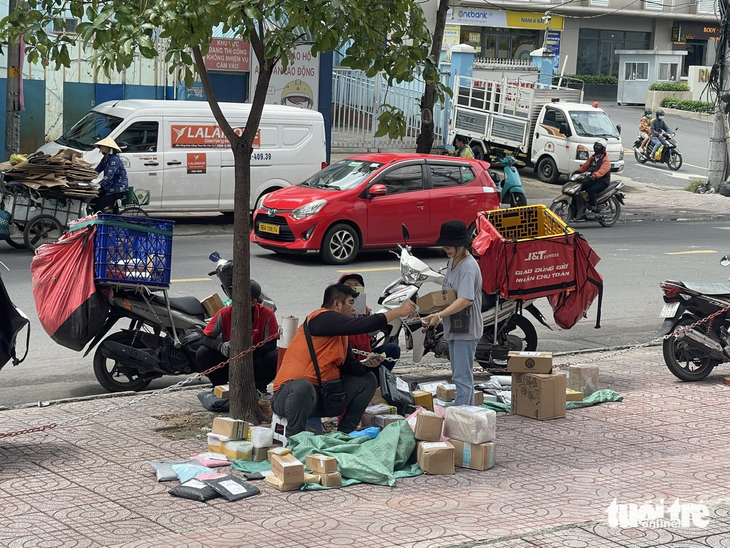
[250,153,500,264]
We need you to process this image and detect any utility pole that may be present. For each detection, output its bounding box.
[4,0,21,160]
[708,0,730,190]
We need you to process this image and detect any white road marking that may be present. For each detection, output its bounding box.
[634,164,706,180]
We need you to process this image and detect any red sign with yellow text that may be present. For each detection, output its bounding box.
[171,125,261,149]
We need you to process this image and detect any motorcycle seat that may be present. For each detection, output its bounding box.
[598,182,621,197]
[677,282,730,296]
[150,294,207,316]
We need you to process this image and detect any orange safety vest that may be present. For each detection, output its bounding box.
[273,308,349,392]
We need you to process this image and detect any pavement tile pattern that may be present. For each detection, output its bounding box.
[2,345,730,547]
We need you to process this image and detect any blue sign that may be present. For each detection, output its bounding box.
[546,31,562,72]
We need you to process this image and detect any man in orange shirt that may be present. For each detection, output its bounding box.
[272,283,415,436]
[576,138,611,220]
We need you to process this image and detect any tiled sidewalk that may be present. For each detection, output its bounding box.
[1,345,730,547]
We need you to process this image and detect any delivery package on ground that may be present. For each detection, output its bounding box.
[472,206,603,330]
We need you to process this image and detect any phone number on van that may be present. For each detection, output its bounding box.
[252,152,272,161]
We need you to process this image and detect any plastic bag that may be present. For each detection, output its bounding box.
[348,427,380,439]
[204,475,260,501]
[168,479,220,502]
[189,453,230,468]
[147,460,196,482]
[198,391,230,412]
[378,367,414,414]
[171,463,215,483]
[31,226,108,351]
[0,273,30,371]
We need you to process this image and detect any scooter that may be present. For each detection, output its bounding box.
[550,171,625,227]
[375,226,549,367]
[83,253,275,392]
[633,128,683,171]
[657,254,730,381]
[489,151,527,208]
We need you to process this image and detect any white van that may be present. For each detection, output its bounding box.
[36,100,327,211]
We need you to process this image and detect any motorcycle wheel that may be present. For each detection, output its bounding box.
[93,331,154,392]
[598,196,622,227]
[667,149,683,171]
[550,200,571,224]
[504,314,538,352]
[634,148,648,164]
[662,318,719,382]
[509,192,527,208]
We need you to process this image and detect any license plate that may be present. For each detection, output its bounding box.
[258,222,280,235]
[660,302,680,318]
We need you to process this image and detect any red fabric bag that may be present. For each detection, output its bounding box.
[547,234,603,329]
[31,226,109,351]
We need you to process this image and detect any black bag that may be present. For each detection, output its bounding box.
[0,273,29,371]
[304,319,348,417]
[378,366,414,415]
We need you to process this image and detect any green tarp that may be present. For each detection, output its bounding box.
[482,388,623,413]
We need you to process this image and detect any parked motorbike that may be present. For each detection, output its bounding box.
[550,171,625,227]
[633,128,682,171]
[657,255,730,381]
[489,151,527,208]
[83,253,275,392]
[375,225,548,367]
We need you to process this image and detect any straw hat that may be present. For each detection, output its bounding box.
[94,136,121,153]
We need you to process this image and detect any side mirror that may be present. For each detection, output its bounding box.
[559,123,571,137]
[369,184,387,197]
[721,255,730,267]
[401,224,410,243]
[209,252,220,262]
[616,124,622,135]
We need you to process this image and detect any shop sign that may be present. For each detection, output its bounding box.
[546,31,562,71]
[443,26,460,48]
[447,8,564,30]
[204,39,251,72]
[505,11,565,31]
[677,22,721,41]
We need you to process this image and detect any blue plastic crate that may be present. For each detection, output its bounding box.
[71,214,174,287]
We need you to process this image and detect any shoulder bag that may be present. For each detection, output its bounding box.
[304,319,348,417]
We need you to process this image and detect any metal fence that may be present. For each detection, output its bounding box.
[330,68,449,151]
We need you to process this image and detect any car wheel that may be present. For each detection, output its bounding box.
[471,143,486,161]
[537,157,560,184]
[468,222,478,241]
[321,223,360,265]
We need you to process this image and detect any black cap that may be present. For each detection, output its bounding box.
[250,279,262,301]
[435,220,471,247]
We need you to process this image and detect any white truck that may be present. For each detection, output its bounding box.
[447,76,624,183]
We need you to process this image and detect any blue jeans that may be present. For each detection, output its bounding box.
[448,339,478,406]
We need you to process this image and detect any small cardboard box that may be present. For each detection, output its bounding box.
[214,384,230,399]
[361,404,392,428]
[267,446,291,462]
[450,440,496,470]
[511,372,567,420]
[566,388,584,402]
[305,454,338,475]
[202,293,224,317]
[411,390,434,411]
[212,417,248,440]
[417,441,455,474]
[374,414,405,428]
[414,410,444,442]
[474,390,484,406]
[264,474,303,492]
[436,384,456,402]
[252,446,269,462]
[303,472,321,484]
[320,472,343,487]
[370,387,388,406]
[223,440,253,460]
[417,289,457,314]
[270,453,305,483]
[567,364,600,396]
[507,351,553,374]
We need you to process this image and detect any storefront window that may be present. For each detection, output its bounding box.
[577,29,651,76]
[460,27,539,60]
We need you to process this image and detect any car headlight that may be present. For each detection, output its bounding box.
[291,199,327,220]
[576,145,589,161]
[618,149,624,161]
[255,194,266,211]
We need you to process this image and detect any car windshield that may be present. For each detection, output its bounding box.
[300,160,383,190]
[55,111,124,151]
[569,110,619,139]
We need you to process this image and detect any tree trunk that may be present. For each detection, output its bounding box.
[415,0,450,154]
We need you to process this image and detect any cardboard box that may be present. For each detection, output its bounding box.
[270,453,305,483]
[361,404,392,428]
[202,293,224,317]
[474,390,484,406]
[320,472,343,487]
[374,414,405,428]
[436,384,456,402]
[305,454,338,475]
[223,440,253,460]
[417,441,455,474]
[566,388,584,402]
[267,446,291,462]
[414,410,443,442]
[411,390,434,411]
[507,351,553,374]
[417,289,457,314]
[450,440,496,470]
[511,372,567,420]
[206,432,229,454]
[212,417,248,440]
[252,446,269,462]
[370,387,388,406]
[264,474,303,492]
[303,472,321,484]
[214,384,230,399]
[567,364,600,396]
[444,406,496,445]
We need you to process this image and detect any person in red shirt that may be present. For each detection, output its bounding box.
[196,280,278,392]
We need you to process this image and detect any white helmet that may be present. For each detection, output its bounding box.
[593,139,608,151]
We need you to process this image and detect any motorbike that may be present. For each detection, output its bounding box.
[375,225,549,368]
[489,151,527,208]
[633,128,683,171]
[550,171,625,227]
[657,255,730,381]
[83,253,275,392]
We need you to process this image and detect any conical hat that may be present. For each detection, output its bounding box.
[94,136,121,153]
